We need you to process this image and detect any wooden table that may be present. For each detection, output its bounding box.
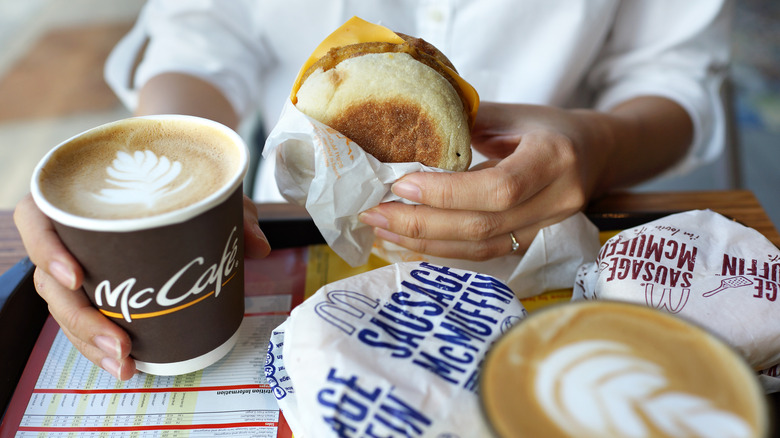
[588,190,780,246]
[1,190,779,276]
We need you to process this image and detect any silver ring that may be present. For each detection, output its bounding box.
[509,232,520,253]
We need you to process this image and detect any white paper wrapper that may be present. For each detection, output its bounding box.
[573,209,780,391]
[263,100,601,294]
[264,261,527,437]
[263,100,445,267]
[374,213,599,298]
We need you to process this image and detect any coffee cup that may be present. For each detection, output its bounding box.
[30,115,249,376]
[479,301,768,438]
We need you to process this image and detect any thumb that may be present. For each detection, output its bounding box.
[242,195,271,259]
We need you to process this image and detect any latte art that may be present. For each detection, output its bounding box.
[36,117,242,220]
[536,340,751,438]
[93,150,192,207]
[480,302,767,438]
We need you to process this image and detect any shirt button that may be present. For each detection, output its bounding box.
[427,8,444,23]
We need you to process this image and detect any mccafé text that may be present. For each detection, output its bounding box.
[94,227,240,322]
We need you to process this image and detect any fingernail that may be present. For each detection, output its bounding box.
[100,357,121,379]
[392,181,422,202]
[359,211,389,229]
[94,335,121,360]
[49,260,76,290]
[375,228,401,244]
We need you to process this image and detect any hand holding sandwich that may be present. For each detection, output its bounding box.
[286,18,694,262]
[358,97,693,260]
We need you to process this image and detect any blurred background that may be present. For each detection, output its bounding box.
[0,0,778,229]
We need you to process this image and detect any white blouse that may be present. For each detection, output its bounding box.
[105,0,733,201]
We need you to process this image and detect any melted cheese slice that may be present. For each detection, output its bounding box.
[290,16,479,125]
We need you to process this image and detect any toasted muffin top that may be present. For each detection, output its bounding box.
[296,51,471,171]
[299,34,472,128]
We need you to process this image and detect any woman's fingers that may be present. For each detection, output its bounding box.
[59,324,137,381]
[358,129,588,261]
[373,225,533,260]
[14,194,83,290]
[361,133,583,236]
[390,163,530,213]
[16,194,135,379]
[362,178,582,245]
[34,267,135,380]
[242,194,271,259]
[371,212,572,260]
[390,130,578,211]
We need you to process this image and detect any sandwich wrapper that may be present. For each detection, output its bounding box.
[573,209,780,392]
[264,261,528,437]
[262,99,601,298]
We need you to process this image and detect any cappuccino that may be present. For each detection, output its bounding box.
[31,115,249,375]
[480,301,767,438]
[36,117,241,221]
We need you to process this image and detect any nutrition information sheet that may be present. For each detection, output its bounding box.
[13,309,289,438]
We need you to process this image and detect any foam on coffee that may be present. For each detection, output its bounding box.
[480,301,767,438]
[38,117,241,220]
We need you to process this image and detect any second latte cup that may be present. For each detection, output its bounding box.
[30,115,249,376]
[480,300,769,438]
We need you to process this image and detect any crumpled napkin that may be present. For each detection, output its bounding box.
[264,261,528,437]
[573,209,780,392]
[262,100,600,297]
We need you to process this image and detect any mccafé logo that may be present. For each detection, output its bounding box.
[94,227,240,322]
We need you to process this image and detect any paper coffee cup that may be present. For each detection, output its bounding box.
[30,115,249,375]
[479,301,769,438]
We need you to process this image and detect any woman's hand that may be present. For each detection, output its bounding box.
[358,98,692,260]
[14,193,270,380]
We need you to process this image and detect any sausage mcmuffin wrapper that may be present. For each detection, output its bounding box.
[264,261,528,437]
[573,209,780,392]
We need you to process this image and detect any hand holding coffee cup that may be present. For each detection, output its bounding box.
[30,115,251,376]
[480,301,768,438]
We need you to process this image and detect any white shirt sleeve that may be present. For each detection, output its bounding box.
[587,0,733,178]
[104,0,272,121]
